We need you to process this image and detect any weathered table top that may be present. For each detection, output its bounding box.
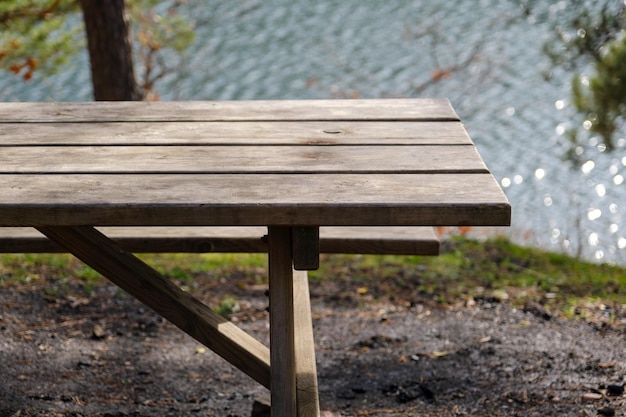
[0,99,510,228]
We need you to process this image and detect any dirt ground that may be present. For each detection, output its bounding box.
[1,270,625,417]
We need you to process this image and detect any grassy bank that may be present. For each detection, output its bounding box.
[1,236,624,327]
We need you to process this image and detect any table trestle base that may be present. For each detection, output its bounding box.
[36,225,321,417]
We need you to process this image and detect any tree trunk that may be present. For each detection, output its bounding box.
[80,0,143,101]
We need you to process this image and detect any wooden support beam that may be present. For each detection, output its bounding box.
[268,226,297,417]
[293,270,320,417]
[35,225,271,389]
[0,225,441,256]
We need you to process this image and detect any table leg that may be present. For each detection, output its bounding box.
[37,225,321,416]
[268,227,321,417]
[268,227,297,417]
[293,270,321,417]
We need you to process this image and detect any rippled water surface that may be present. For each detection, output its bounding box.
[1,1,625,263]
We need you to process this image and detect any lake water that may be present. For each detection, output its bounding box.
[1,1,625,264]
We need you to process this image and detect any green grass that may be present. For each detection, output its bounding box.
[309,236,626,322]
[432,237,626,303]
[137,252,267,281]
[1,237,624,323]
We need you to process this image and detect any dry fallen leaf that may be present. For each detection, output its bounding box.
[582,392,603,402]
[597,361,622,368]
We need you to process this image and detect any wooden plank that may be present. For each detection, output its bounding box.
[0,233,265,254]
[0,145,487,174]
[0,121,472,146]
[35,225,271,389]
[0,226,267,253]
[0,99,459,123]
[0,226,439,255]
[268,227,297,417]
[318,226,440,255]
[293,270,320,417]
[0,173,511,227]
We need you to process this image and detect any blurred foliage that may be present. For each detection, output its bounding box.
[571,34,626,151]
[0,0,195,98]
[0,0,81,79]
[542,0,626,72]
[127,0,195,99]
[541,0,626,151]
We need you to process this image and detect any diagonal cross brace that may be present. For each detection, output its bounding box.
[36,225,271,389]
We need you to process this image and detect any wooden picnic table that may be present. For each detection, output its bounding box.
[0,99,510,416]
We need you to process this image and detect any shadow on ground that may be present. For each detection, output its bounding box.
[1,279,624,417]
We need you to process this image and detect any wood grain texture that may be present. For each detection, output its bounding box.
[293,270,320,417]
[0,226,440,255]
[268,227,297,417]
[35,226,271,388]
[0,99,458,122]
[0,100,510,229]
[0,173,510,227]
[0,145,486,174]
[0,121,471,145]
